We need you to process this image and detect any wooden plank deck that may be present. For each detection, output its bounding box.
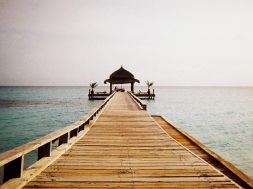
[19,92,242,188]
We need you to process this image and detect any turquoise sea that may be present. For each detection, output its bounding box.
[0,86,252,179]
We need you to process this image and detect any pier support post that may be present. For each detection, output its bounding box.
[3,156,24,182]
[110,84,112,94]
[131,83,134,92]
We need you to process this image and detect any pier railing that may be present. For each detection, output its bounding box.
[0,91,116,184]
[128,91,147,110]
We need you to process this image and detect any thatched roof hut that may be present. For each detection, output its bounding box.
[104,66,139,93]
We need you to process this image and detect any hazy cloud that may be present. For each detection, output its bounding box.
[0,0,253,86]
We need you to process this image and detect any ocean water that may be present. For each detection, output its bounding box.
[0,86,252,178]
[144,87,253,178]
[0,87,102,152]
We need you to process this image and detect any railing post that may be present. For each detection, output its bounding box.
[143,104,147,110]
[3,156,24,182]
[38,142,52,160]
[59,133,69,145]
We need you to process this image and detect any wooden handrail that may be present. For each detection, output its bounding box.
[128,91,147,110]
[0,91,116,183]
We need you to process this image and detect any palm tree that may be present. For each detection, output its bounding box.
[145,80,153,94]
[90,82,98,94]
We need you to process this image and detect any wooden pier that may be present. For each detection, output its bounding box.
[1,92,253,188]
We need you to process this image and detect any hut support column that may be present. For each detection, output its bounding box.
[110,83,112,94]
[131,83,134,92]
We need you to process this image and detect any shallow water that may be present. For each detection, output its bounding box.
[0,86,252,178]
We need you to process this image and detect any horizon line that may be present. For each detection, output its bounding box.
[0,85,253,87]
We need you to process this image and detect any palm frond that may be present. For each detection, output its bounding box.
[145,80,153,87]
[89,82,98,89]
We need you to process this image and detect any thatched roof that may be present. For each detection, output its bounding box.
[104,66,140,84]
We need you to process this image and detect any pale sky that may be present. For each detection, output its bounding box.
[0,0,253,86]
